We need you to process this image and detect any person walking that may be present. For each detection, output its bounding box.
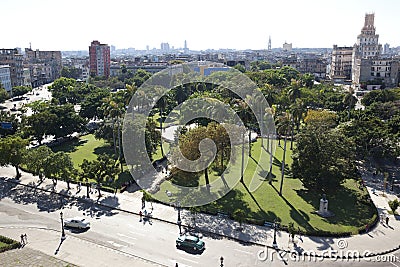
[24,233,27,244]
[386,216,389,226]
[139,210,143,221]
[20,234,25,246]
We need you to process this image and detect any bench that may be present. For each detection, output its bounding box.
[217,212,229,218]
[264,221,274,228]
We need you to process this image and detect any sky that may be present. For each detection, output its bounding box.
[2,0,400,51]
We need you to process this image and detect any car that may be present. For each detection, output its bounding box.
[176,234,205,251]
[64,217,90,229]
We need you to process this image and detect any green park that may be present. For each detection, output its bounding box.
[0,66,399,238]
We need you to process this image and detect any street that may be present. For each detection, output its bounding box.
[1,179,399,267]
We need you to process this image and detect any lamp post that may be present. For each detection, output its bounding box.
[60,211,66,240]
[272,219,278,248]
[177,201,182,234]
[220,256,224,267]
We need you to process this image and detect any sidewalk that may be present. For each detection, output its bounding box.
[1,165,400,261]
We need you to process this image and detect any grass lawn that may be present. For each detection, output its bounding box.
[51,134,113,171]
[51,134,131,187]
[156,138,377,235]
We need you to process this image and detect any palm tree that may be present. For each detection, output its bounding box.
[342,89,358,120]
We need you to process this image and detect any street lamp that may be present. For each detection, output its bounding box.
[220,256,224,267]
[177,201,182,234]
[272,219,278,248]
[60,211,66,240]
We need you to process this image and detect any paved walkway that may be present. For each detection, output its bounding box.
[1,164,400,265]
[0,246,77,267]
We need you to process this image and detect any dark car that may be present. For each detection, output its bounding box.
[176,234,205,251]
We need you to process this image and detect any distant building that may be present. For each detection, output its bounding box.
[0,49,24,88]
[0,65,12,92]
[23,68,31,87]
[352,13,399,88]
[161,43,170,53]
[89,40,110,78]
[24,48,62,87]
[283,42,292,52]
[330,45,353,83]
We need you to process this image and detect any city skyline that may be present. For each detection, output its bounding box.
[2,0,400,52]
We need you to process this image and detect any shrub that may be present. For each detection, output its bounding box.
[389,199,400,214]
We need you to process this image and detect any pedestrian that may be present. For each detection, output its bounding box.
[365,223,369,232]
[386,216,389,226]
[20,234,25,246]
[175,263,178,267]
[291,232,295,242]
[24,233,27,244]
[139,210,142,221]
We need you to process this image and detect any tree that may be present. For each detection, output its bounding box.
[25,146,53,182]
[292,125,357,192]
[79,155,118,198]
[342,89,358,120]
[61,66,82,80]
[0,87,10,102]
[23,110,57,144]
[232,209,246,229]
[0,135,29,178]
[389,199,399,215]
[12,86,31,97]
[43,151,74,188]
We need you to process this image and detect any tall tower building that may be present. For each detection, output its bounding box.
[268,36,271,51]
[89,40,110,78]
[351,13,399,88]
[354,13,381,58]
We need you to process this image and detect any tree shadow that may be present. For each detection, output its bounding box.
[269,183,315,232]
[51,138,87,154]
[272,157,293,178]
[295,184,376,228]
[93,145,114,156]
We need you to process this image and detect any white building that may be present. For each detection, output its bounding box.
[0,65,12,92]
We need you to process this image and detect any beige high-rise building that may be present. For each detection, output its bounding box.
[330,45,353,83]
[352,13,399,88]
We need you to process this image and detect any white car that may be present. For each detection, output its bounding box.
[64,217,90,229]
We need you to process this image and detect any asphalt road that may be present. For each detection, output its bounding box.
[1,182,399,267]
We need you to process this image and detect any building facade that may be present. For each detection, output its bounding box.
[329,45,353,83]
[24,48,62,87]
[89,40,110,78]
[0,49,24,88]
[351,13,399,87]
[0,65,12,92]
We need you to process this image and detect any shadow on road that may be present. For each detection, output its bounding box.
[0,178,118,218]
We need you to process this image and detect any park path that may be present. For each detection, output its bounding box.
[0,164,400,264]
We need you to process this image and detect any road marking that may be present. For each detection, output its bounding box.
[117,233,137,240]
[234,248,253,255]
[106,240,124,248]
[129,231,145,236]
[180,256,198,264]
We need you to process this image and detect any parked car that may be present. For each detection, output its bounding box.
[64,217,90,229]
[176,234,205,251]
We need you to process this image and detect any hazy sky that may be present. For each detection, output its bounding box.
[2,0,400,51]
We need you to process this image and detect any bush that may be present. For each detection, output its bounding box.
[389,199,400,214]
[0,235,20,253]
